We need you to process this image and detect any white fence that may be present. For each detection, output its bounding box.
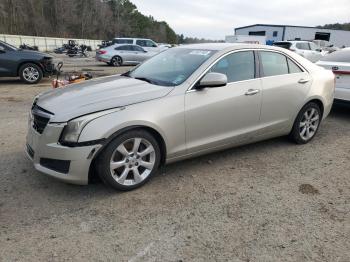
[0,34,102,51]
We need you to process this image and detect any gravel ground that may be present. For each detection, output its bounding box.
[0,55,349,262]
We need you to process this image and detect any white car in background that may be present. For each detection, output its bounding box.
[316,49,350,103]
[273,41,324,62]
[112,38,168,53]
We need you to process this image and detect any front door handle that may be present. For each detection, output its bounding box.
[245,89,260,96]
[298,78,309,84]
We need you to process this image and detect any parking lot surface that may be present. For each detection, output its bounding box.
[0,55,349,261]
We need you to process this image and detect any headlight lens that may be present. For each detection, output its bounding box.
[60,108,122,144]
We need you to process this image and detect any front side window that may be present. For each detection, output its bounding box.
[132,46,144,52]
[296,42,310,50]
[309,42,318,51]
[129,48,216,86]
[210,51,255,83]
[146,40,157,47]
[260,51,289,77]
[136,40,146,47]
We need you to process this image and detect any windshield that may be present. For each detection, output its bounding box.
[128,48,216,86]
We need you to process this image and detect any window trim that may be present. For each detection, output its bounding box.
[187,48,307,92]
[258,50,306,78]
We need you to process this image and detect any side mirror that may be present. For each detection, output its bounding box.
[0,46,5,53]
[316,49,322,52]
[196,72,227,89]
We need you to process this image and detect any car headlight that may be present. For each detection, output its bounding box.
[60,108,122,144]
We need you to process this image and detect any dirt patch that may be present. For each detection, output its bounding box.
[0,96,23,102]
[299,184,320,195]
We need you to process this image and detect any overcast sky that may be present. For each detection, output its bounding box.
[131,0,350,39]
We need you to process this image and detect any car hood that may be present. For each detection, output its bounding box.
[18,49,53,58]
[36,75,174,122]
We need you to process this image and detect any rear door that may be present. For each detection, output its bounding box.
[115,45,134,63]
[258,51,312,133]
[184,51,262,153]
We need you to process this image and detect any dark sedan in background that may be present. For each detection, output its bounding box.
[0,40,56,84]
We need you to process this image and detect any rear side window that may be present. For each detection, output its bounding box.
[260,51,289,77]
[287,58,303,74]
[296,42,310,50]
[115,45,131,51]
[210,51,255,83]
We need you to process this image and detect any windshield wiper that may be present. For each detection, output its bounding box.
[134,77,157,85]
[121,71,131,77]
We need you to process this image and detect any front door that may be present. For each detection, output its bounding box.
[185,51,262,154]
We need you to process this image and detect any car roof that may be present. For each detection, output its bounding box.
[176,43,280,51]
[113,38,151,41]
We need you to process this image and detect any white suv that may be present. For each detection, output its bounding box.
[112,38,167,53]
[273,41,324,62]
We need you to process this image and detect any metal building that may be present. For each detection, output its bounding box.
[235,24,350,47]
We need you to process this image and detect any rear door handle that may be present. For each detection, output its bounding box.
[298,78,309,84]
[245,89,260,96]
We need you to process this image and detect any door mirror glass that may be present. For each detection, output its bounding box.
[197,72,227,89]
[0,46,5,52]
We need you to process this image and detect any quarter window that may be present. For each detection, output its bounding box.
[260,51,289,77]
[287,58,303,74]
[210,51,255,83]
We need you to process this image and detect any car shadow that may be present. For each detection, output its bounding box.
[329,102,350,120]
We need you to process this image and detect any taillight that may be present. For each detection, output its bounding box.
[98,50,107,54]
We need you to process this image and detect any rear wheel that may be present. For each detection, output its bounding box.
[289,102,322,144]
[110,56,122,67]
[97,130,161,191]
[19,63,43,84]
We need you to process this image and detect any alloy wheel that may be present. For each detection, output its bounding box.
[299,107,320,141]
[109,138,156,186]
[23,67,40,82]
[112,57,122,66]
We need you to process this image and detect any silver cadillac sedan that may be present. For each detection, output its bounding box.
[26,44,335,191]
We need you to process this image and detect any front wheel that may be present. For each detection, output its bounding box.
[96,130,161,191]
[19,63,43,84]
[289,102,322,144]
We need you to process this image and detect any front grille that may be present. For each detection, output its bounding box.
[31,104,53,134]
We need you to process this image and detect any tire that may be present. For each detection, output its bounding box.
[19,63,43,84]
[110,56,122,67]
[289,102,322,144]
[96,129,161,191]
